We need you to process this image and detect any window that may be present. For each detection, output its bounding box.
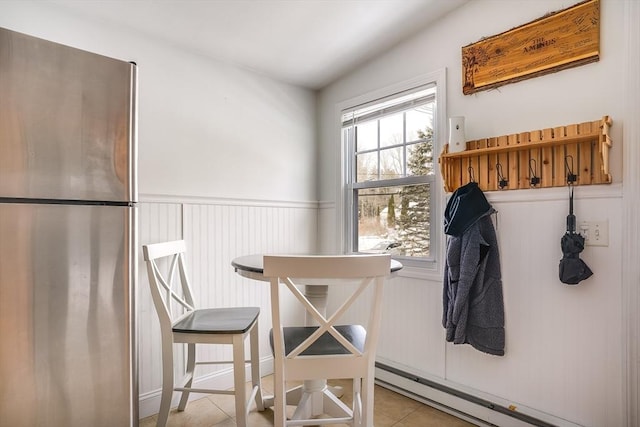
[341,77,442,269]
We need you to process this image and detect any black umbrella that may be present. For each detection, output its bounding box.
[559,186,593,285]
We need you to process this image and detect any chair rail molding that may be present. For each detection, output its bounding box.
[623,0,640,425]
[139,192,318,209]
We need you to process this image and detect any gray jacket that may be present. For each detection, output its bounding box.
[442,183,505,356]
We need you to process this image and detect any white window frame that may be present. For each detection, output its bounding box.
[336,69,446,276]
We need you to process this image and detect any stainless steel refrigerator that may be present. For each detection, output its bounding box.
[0,27,137,427]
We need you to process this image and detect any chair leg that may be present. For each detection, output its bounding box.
[233,334,249,427]
[250,322,265,411]
[361,373,375,427]
[273,362,287,427]
[157,340,175,427]
[353,377,362,427]
[178,343,196,411]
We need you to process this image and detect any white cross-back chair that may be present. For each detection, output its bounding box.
[142,240,264,427]
[263,254,391,427]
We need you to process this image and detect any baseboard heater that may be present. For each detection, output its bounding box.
[375,362,557,427]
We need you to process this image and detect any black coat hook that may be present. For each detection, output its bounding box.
[496,163,508,189]
[565,155,577,184]
[529,158,540,187]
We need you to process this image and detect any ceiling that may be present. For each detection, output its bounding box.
[50,0,468,90]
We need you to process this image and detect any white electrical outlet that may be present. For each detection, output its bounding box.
[579,220,609,246]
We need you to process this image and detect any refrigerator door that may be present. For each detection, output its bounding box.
[0,202,136,427]
[0,27,136,203]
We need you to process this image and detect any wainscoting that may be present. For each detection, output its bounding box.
[137,195,318,418]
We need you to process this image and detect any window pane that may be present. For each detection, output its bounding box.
[380,147,403,180]
[356,121,377,151]
[356,151,378,183]
[406,107,432,142]
[406,141,434,177]
[357,184,430,258]
[379,113,403,148]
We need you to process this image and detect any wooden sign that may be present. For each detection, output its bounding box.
[462,0,600,95]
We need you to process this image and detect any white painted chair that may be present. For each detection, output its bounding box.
[142,240,264,427]
[263,254,391,427]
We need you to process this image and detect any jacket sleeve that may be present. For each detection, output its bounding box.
[450,224,483,343]
[443,236,460,336]
[442,238,451,328]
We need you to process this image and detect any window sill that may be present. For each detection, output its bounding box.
[391,258,442,281]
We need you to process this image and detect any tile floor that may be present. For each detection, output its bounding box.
[139,375,474,427]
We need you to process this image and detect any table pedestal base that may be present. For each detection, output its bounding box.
[263,381,352,423]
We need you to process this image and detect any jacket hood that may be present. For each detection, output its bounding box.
[444,182,493,237]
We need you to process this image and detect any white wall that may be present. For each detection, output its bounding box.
[0,1,317,202]
[318,1,630,426]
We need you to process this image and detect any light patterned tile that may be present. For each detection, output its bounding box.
[393,404,476,427]
[373,411,398,427]
[205,383,280,418]
[164,397,229,427]
[140,375,475,427]
[139,414,158,427]
[211,418,237,427]
[373,385,423,421]
[246,409,275,427]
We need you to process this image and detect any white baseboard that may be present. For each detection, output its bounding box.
[139,357,274,419]
[375,364,582,427]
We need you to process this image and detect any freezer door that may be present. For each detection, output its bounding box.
[0,203,136,427]
[0,27,136,202]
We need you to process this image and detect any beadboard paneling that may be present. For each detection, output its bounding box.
[181,202,318,368]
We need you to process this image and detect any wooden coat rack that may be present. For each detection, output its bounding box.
[439,116,612,193]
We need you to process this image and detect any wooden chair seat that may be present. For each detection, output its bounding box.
[271,325,366,356]
[172,307,260,335]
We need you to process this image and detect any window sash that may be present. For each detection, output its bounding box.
[344,90,434,184]
[341,85,436,127]
[349,182,433,260]
[351,175,432,190]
